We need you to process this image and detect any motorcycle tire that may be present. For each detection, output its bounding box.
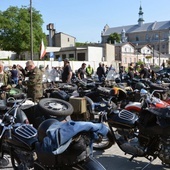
[58,83,77,92]
[10,150,28,170]
[7,88,25,99]
[93,130,114,150]
[74,156,106,170]
[38,98,74,116]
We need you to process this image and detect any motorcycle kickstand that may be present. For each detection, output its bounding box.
[141,158,155,170]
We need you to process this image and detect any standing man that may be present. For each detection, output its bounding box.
[77,63,86,80]
[139,64,149,79]
[61,58,72,83]
[86,64,94,78]
[10,64,19,85]
[19,60,43,102]
[96,63,105,82]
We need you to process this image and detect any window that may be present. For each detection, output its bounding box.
[68,38,70,42]
[69,53,74,59]
[62,54,66,59]
[56,55,60,60]
[145,34,149,40]
[77,53,85,61]
[155,34,159,40]
[125,57,127,64]
[136,36,139,41]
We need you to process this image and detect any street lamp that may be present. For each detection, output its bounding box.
[30,0,33,60]
[46,23,54,47]
[136,43,138,62]
[158,31,161,66]
[152,45,155,66]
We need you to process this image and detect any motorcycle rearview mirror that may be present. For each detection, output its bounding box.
[47,79,51,83]
[140,89,148,96]
[134,89,139,93]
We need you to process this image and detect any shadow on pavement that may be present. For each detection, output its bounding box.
[94,150,167,170]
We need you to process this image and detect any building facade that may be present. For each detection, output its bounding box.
[101,5,170,57]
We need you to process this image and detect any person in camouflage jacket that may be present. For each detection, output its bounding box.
[19,60,43,102]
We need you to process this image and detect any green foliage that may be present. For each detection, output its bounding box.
[76,42,89,47]
[107,33,121,44]
[0,6,46,56]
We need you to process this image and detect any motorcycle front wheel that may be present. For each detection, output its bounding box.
[10,150,29,170]
[92,130,114,150]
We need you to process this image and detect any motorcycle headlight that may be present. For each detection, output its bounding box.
[100,103,106,107]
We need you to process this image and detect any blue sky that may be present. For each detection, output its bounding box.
[1,0,170,43]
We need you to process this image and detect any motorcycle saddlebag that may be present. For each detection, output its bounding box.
[35,134,91,168]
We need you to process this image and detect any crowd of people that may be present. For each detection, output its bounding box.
[0,58,165,103]
[120,61,166,82]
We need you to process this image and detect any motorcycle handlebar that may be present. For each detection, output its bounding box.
[150,89,166,98]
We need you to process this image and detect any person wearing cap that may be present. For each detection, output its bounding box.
[19,60,43,102]
[77,63,86,80]
[61,58,72,83]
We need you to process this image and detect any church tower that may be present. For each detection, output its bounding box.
[138,3,144,26]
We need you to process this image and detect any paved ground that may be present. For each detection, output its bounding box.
[94,144,169,170]
[2,143,170,170]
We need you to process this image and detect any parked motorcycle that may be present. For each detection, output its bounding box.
[125,89,170,114]
[0,97,107,170]
[93,89,170,168]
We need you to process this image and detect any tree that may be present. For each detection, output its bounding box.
[0,6,46,58]
[107,32,121,44]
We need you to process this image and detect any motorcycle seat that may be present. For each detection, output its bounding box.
[148,108,170,118]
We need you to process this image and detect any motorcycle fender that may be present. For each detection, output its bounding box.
[125,102,141,111]
[75,156,106,170]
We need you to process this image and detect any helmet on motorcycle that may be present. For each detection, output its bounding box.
[115,77,121,83]
[37,119,58,142]
[135,82,146,90]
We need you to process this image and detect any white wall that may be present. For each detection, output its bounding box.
[0,51,16,60]
[88,46,103,62]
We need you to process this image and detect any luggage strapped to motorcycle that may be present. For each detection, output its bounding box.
[35,133,91,167]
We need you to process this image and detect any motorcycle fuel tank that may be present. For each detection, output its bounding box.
[5,123,37,151]
[107,109,138,129]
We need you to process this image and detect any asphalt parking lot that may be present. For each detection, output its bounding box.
[94,144,169,170]
[3,143,169,170]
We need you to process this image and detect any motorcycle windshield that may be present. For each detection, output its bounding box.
[105,70,119,81]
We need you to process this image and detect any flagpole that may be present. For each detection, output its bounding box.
[30,0,33,60]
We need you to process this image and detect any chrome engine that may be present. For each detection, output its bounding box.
[159,137,170,165]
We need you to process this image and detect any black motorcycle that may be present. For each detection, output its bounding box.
[0,97,107,170]
[95,92,170,168]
